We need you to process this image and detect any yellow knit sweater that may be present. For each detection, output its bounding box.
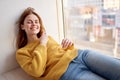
[16,36,78,80]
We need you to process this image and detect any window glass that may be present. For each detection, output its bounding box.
[62,0,120,57]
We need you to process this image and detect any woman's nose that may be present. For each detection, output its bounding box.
[32,22,36,25]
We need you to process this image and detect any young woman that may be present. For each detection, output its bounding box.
[16,7,120,80]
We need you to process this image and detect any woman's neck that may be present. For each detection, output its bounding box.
[27,35,39,43]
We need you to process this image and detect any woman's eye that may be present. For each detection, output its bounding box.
[35,21,38,24]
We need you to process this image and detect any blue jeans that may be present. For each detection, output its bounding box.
[60,49,120,80]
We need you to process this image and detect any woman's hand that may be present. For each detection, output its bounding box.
[61,38,73,49]
[39,33,48,46]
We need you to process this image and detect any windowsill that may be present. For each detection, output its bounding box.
[74,39,120,58]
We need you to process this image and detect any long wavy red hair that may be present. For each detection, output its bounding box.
[16,7,45,49]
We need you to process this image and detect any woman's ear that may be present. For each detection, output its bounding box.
[21,24,25,30]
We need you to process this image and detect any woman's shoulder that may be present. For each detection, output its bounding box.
[48,35,53,39]
[48,35,57,41]
[17,40,39,51]
[47,35,58,43]
[16,46,29,53]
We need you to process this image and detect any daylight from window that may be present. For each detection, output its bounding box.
[62,0,120,57]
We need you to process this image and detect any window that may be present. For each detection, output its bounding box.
[62,0,120,57]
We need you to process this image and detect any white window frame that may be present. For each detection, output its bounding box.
[56,0,64,42]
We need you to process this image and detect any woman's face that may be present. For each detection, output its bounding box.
[21,14,40,36]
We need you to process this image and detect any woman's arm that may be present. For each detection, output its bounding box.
[16,45,47,77]
[47,36,74,50]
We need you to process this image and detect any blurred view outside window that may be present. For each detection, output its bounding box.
[62,0,120,57]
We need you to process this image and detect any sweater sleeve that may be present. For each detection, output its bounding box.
[64,44,74,51]
[48,36,74,50]
[16,45,47,77]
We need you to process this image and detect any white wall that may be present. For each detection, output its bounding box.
[0,0,59,74]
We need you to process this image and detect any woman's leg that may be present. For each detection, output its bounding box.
[75,70,106,80]
[82,49,120,80]
[60,50,106,80]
